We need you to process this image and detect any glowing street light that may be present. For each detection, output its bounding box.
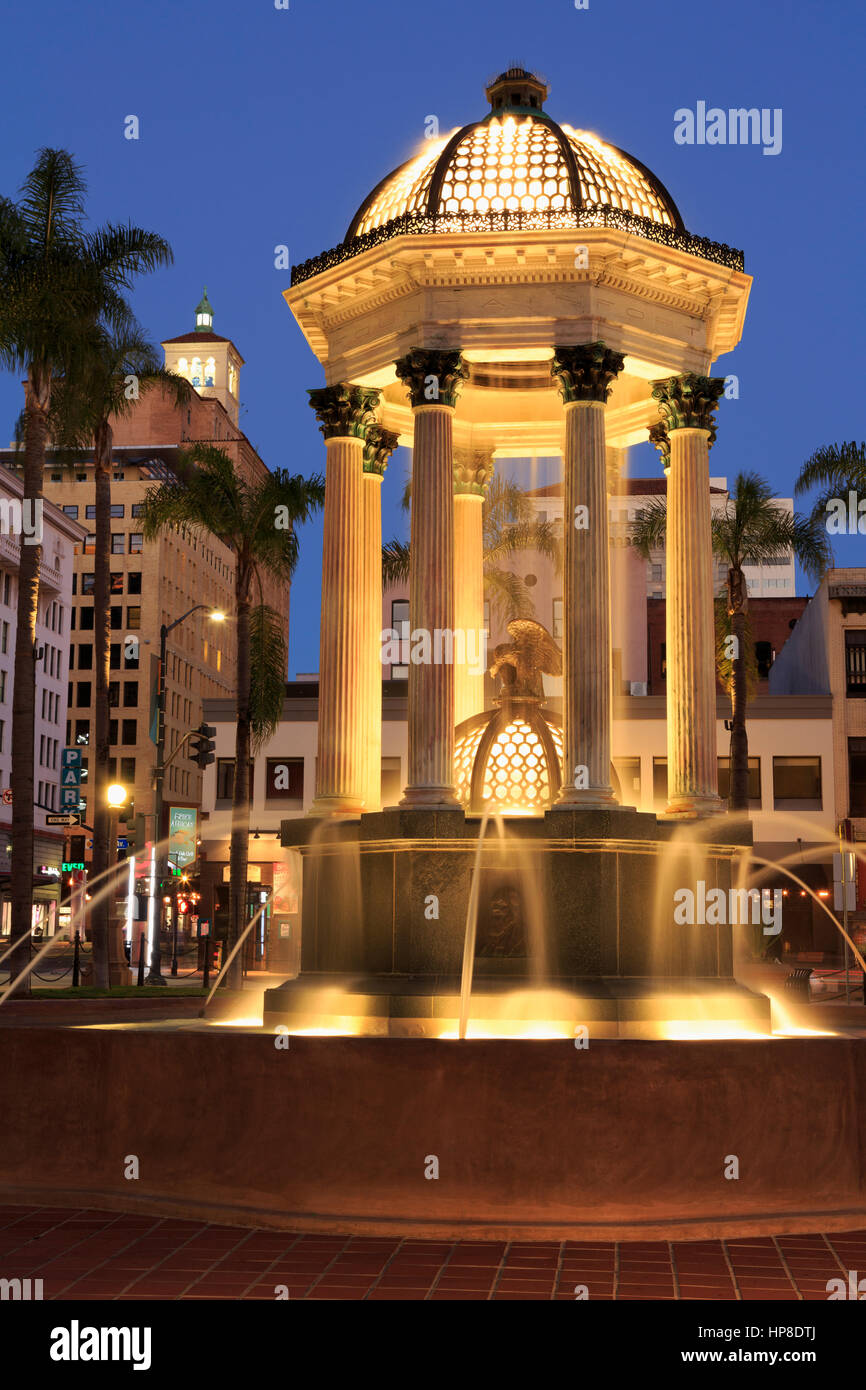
[106,783,128,808]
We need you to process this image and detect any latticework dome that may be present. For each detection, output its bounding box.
[347,69,683,240]
[454,706,565,815]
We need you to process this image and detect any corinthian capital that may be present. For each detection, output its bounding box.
[551,343,625,404]
[453,448,494,497]
[648,422,671,470]
[651,375,724,437]
[395,349,468,409]
[363,424,400,477]
[308,384,380,440]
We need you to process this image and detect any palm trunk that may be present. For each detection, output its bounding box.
[228,564,251,990]
[90,419,113,987]
[729,567,749,813]
[8,369,50,995]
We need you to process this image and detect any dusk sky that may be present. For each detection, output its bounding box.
[2,0,863,675]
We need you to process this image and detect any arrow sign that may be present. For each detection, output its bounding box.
[46,813,80,827]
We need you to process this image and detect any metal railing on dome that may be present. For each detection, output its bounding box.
[290,204,745,285]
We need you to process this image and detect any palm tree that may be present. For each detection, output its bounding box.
[383,475,562,625]
[632,472,830,811]
[0,147,171,990]
[142,446,325,987]
[794,441,866,526]
[48,324,191,986]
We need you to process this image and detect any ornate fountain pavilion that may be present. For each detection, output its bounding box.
[271,69,763,1036]
[285,68,752,822]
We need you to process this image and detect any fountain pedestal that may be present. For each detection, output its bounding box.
[264,807,771,1037]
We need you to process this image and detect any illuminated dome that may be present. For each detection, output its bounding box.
[347,68,683,239]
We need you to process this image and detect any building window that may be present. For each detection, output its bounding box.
[265,758,304,800]
[0,622,7,654]
[845,631,866,696]
[76,682,91,707]
[110,504,125,519]
[773,756,822,810]
[124,642,139,671]
[77,643,93,671]
[110,572,123,594]
[110,606,122,630]
[84,535,96,554]
[120,757,135,784]
[108,681,119,707]
[85,505,97,521]
[109,719,118,745]
[111,534,125,554]
[123,681,138,708]
[718,757,762,805]
[131,503,145,518]
[129,533,143,553]
[754,641,773,679]
[127,606,141,630]
[62,505,79,519]
[79,606,94,630]
[127,572,142,594]
[81,574,95,596]
[613,756,641,800]
[74,720,89,745]
[552,598,563,640]
[849,739,866,817]
[121,719,137,745]
[390,598,409,679]
[652,757,668,808]
[216,759,254,802]
[0,670,5,703]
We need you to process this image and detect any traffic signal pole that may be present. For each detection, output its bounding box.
[149,606,218,985]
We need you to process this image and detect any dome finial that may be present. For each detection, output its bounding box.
[194,286,214,333]
[485,67,549,114]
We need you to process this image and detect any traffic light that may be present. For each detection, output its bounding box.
[189,723,216,770]
[131,814,148,855]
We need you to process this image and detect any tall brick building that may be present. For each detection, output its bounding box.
[1,293,287,877]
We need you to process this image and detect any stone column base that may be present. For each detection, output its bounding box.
[553,786,620,811]
[399,785,462,810]
[308,795,365,819]
[661,793,727,820]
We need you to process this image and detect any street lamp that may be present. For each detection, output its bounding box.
[105,783,128,986]
[148,604,227,985]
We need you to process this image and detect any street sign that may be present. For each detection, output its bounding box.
[61,748,83,769]
[117,838,129,850]
[1,788,11,805]
[47,813,80,827]
[833,851,857,912]
[60,788,79,809]
[61,767,82,787]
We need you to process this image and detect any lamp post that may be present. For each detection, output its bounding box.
[106,782,129,986]
[148,605,226,984]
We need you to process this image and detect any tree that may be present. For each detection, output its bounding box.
[794,441,866,530]
[0,147,170,991]
[382,474,562,626]
[142,446,324,988]
[632,472,830,812]
[49,324,190,986]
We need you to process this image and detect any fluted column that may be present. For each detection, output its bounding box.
[395,349,468,807]
[551,344,625,808]
[453,448,493,728]
[361,425,399,813]
[308,384,379,816]
[652,375,725,818]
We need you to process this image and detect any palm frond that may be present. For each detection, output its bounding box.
[630,498,668,558]
[382,539,410,587]
[484,566,535,626]
[795,442,866,498]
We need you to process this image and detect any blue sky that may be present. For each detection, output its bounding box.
[2,0,863,674]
